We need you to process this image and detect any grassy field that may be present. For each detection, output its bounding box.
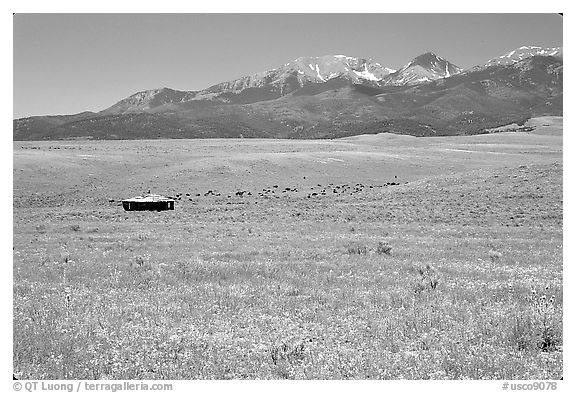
[13,117,563,379]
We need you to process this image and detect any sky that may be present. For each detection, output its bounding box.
[13,13,563,118]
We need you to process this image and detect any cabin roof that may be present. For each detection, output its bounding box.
[122,194,174,203]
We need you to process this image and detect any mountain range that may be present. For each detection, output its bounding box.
[13,46,563,140]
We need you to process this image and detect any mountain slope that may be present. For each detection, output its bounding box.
[13,49,563,140]
[383,52,463,86]
[101,55,397,115]
[481,46,562,68]
[374,55,562,134]
[100,88,198,115]
[244,55,562,138]
[13,111,98,140]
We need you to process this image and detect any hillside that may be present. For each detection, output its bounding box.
[13,47,562,141]
[13,124,563,379]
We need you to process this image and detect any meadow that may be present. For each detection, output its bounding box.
[13,117,563,379]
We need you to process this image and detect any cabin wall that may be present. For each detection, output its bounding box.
[122,201,174,211]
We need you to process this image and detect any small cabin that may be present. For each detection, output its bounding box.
[122,194,175,211]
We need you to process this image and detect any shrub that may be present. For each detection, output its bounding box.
[510,314,535,351]
[347,242,368,255]
[413,264,440,293]
[530,290,561,352]
[270,341,306,366]
[488,249,502,262]
[284,286,302,297]
[176,259,193,280]
[510,289,562,352]
[376,241,392,255]
[133,254,150,268]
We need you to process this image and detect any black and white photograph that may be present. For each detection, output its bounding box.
[9,6,567,387]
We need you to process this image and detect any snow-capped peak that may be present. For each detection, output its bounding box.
[384,52,463,86]
[284,54,395,83]
[483,46,562,68]
[103,52,465,114]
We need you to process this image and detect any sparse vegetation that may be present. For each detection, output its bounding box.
[13,130,562,379]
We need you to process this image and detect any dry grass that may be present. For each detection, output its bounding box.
[13,132,563,379]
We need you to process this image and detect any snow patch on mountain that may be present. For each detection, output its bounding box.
[103,52,467,114]
[188,54,397,101]
[353,66,380,81]
[480,46,562,68]
[383,52,462,86]
[315,64,325,81]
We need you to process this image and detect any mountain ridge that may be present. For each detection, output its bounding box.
[14,46,562,140]
[101,54,401,114]
[383,52,462,86]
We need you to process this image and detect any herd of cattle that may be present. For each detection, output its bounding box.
[166,181,403,202]
[108,180,404,206]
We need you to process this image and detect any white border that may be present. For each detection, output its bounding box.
[3,3,571,392]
